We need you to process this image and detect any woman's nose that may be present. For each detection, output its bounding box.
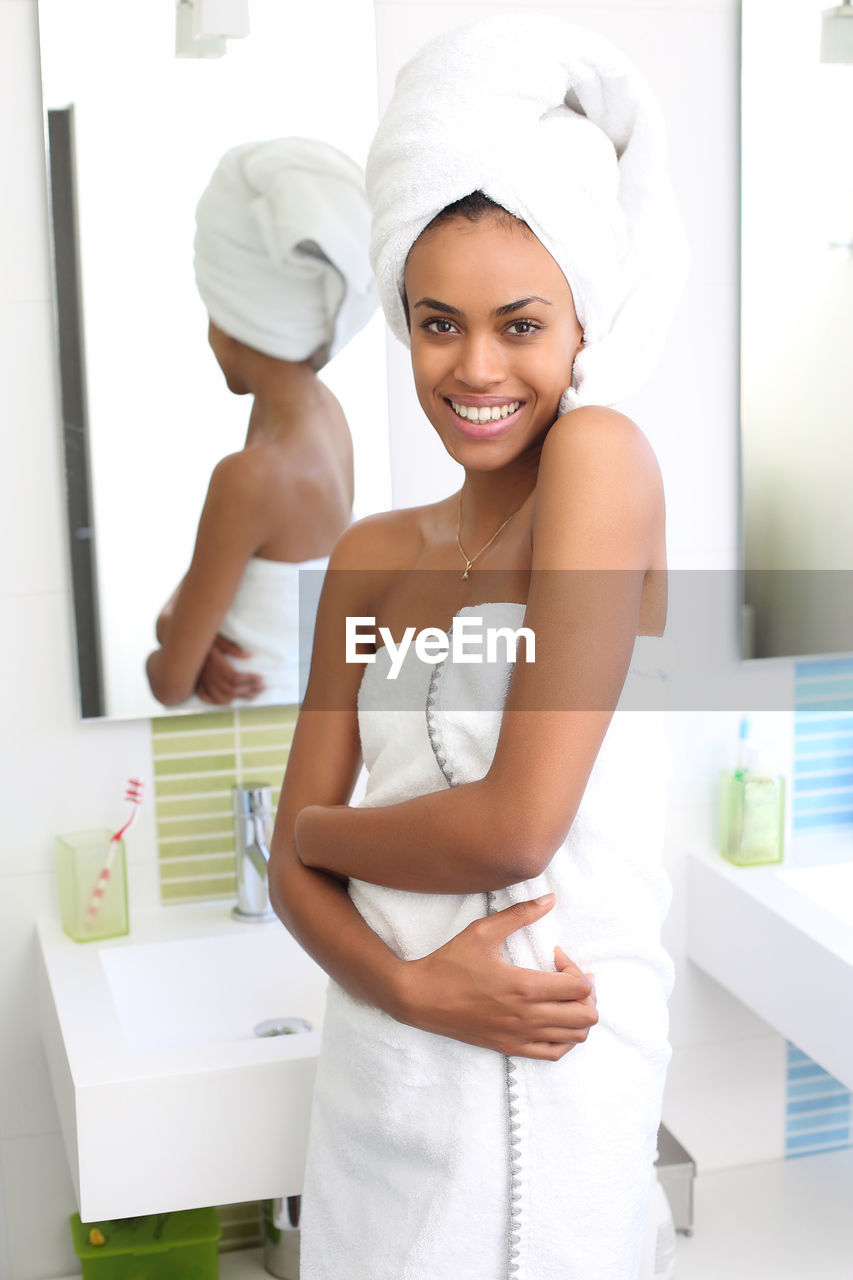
[453,333,507,389]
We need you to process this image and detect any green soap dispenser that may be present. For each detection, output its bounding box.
[719,716,785,866]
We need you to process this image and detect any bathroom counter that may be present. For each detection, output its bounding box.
[54,1149,853,1279]
[36,901,329,1220]
[687,847,853,1090]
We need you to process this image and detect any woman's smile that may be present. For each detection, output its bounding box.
[445,396,524,438]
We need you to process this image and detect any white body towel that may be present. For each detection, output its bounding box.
[177,555,327,711]
[300,603,674,1279]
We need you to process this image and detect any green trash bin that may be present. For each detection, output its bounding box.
[70,1207,220,1280]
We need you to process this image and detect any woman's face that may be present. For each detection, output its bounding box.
[404,214,583,472]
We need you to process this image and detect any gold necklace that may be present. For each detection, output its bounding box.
[456,490,523,581]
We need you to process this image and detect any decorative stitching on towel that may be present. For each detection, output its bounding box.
[488,890,526,1279]
[425,639,456,789]
[427,638,525,1280]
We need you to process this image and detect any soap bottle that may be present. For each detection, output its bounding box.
[719,716,785,866]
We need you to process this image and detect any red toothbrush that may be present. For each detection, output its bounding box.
[84,777,144,928]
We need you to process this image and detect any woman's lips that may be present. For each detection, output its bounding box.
[445,397,524,439]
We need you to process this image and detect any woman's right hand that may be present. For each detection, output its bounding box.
[196,635,265,705]
[391,894,598,1061]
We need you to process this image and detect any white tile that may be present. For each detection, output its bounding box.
[0,2,53,303]
[0,301,67,596]
[126,855,164,914]
[0,1132,79,1279]
[0,592,155,877]
[663,1033,788,1172]
[0,871,62,1141]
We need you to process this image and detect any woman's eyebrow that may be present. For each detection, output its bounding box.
[412,295,552,317]
[494,296,552,316]
[412,297,462,315]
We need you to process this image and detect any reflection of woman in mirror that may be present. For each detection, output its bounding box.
[146,138,377,708]
[269,15,688,1279]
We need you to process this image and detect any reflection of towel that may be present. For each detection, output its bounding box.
[366,14,689,409]
[301,603,675,1279]
[178,556,327,711]
[194,138,378,368]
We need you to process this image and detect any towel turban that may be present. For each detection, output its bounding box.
[194,137,378,369]
[366,14,689,410]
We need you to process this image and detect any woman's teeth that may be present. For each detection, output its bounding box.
[450,400,520,423]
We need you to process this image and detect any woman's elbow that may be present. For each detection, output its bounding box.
[489,805,574,883]
[145,651,193,707]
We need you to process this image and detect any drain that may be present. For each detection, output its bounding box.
[254,1017,313,1038]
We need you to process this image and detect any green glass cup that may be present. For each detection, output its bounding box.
[55,828,129,942]
[718,770,785,867]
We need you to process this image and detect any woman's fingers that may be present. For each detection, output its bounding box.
[474,894,556,949]
[212,634,252,658]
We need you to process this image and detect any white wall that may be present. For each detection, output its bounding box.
[0,0,786,1275]
[0,4,162,1275]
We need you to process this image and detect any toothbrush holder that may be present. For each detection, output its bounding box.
[55,828,129,942]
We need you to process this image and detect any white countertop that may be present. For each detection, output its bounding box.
[688,848,853,1090]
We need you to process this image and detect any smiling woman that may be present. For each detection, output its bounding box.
[266,12,689,1280]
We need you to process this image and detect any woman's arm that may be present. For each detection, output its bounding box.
[296,406,664,891]
[269,522,598,1059]
[146,452,269,706]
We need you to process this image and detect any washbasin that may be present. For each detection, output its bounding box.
[100,931,326,1054]
[36,902,329,1220]
[688,846,853,1092]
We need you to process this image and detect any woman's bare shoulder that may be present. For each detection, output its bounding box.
[328,501,442,572]
[533,407,663,568]
[543,406,660,472]
[541,407,662,507]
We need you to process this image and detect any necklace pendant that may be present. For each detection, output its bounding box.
[462,565,470,581]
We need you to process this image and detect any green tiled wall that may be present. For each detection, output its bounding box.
[152,705,298,905]
[152,705,299,1249]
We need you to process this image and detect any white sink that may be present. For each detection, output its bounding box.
[99,931,325,1054]
[36,903,328,1220]
[688,845,853,1091]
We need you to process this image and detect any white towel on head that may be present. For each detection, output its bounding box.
[194,137,378,369]
[366,14,689,409]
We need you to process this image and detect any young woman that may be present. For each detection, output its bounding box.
[146,137,377,709]
[269,16,688,1279]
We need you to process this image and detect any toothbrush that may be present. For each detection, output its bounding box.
[84,776,144,929]
[734,716,750,780]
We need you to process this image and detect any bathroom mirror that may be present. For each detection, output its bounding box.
[741,0,853,659]
[39,0,389,719]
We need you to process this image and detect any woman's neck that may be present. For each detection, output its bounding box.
[244,359,324,446]
[459,454,539,546]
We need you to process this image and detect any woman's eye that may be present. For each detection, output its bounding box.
[423,317,457,335]
[506,319,540,336]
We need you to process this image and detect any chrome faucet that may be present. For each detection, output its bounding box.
[232,784,276,922]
